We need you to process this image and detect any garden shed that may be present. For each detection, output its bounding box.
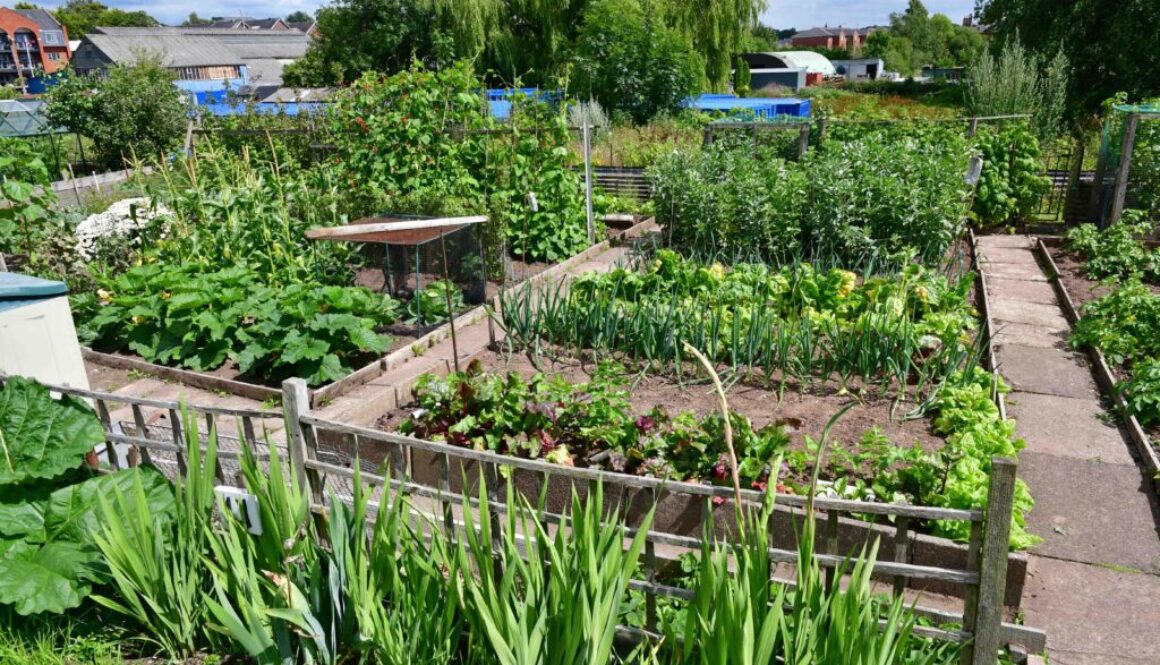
[738,51,837,76]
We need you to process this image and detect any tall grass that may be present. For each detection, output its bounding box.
[86,407,964,664]
[92,410,217,658]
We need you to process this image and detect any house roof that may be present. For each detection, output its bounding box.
[792,25,879,39]
[93,27,309,59]
[82,27,307,84]
[208,17,285,30]
[14,8,62,31]
[287,21,315,34]
[259,87,334,102]
[752,51,836,76]
[82,32,245,67]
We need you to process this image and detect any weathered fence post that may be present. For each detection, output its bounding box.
[703,126,714,145]
[1110,112,1140,225]
[962,457,1017,665]
[967,117,979,138]
[583,123,596,245]
[797,122,810,159]
[817,117,828,144]
[283,378,322,505]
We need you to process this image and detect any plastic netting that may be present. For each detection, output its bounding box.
[1095,104,1160,225]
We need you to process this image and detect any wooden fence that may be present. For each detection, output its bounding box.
[18,373,1048,664]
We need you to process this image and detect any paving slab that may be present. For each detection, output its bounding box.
[982,261,1049,281]
[978,247,1039,264]
[1020,452,1160,571]
[990,299,1072,330]
[986,276,1060,306]
[1022,556,1160,664]
[977,235,1036,250]
[991,321,1069,350]
[1007,392,1135,464]
[996,344,1100,399]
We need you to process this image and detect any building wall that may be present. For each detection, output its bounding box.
[792,35,838,49]
[173,65,248,94]
[751,69,806,92]
[0,8,70,85]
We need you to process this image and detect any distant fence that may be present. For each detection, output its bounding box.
[7,373,1046,663]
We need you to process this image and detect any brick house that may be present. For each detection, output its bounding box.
[0,7,70,87]
[790,26,878,51]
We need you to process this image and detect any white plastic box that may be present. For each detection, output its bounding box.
[0,272,90,390]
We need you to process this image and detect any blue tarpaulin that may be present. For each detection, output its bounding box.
[683,93,811,119]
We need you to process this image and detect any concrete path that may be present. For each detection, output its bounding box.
[977,235,1160,664]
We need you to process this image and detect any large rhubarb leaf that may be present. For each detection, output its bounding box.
[43,467,174,543]
[0,540,101,615]
[0,467,174,614]
[0,376,105,485]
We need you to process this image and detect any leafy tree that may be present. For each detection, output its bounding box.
[181,12,214,26]
[45,56,185,170]
[745,22,782,51]
[52,0,158,37]
[281,0,450,87]
[733,57,750,96]
[976,0,1160,111]
[664,0,763,91]
[571,0,701,122]
[285,10,313,23]
[287,0,763,92]
[865,0,982,75]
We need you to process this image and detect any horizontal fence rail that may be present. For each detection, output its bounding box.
[5,374,1045,662]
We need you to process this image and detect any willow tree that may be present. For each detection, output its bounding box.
[664,0,765,91]
[421,0,501,60]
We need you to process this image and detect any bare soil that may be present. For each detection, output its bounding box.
[374,348,947,486]
[1047,245,1160,442]
[1049,248,1119,308]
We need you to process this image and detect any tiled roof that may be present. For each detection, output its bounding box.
[14,8,63,31]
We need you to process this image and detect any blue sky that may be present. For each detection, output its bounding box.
[761,1,977,29]
[37,0,978,31]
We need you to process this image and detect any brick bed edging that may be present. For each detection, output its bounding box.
[1034,237,1160,491]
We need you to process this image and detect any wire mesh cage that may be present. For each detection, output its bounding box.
[308,215,490,327]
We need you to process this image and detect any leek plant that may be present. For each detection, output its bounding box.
[88,406,967,664]
[674,406,958,665]
[500,253,980,408]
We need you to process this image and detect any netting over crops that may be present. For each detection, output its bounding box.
[1095,104,1160,225]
